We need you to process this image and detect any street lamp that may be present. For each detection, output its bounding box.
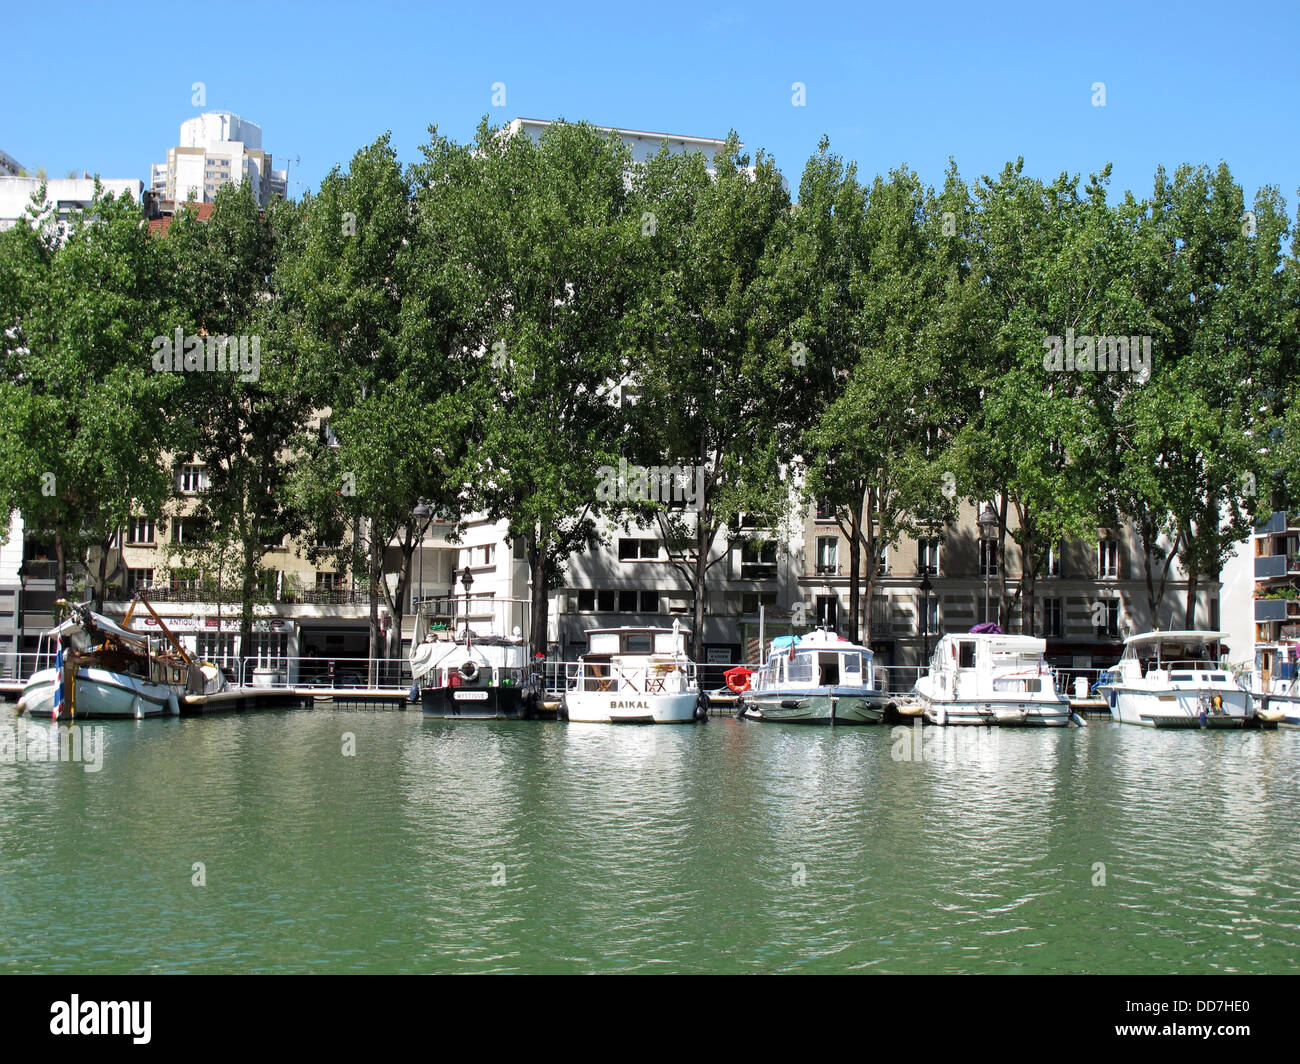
[460,565,474,644]
[412,500,432,612]
[977,503,998,628]
[919,571,933,662]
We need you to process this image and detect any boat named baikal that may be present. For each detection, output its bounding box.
[738,629,890,724]
[17,598,226,721]
[1095,630,1252,728]
[913,629,1071,726]
[562,623,704,723]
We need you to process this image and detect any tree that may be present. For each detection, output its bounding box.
[164,183,311,662]
[284,133,471,676]
[626,134,793,660]
[431,118,642,661]
[787,151,957,644]
[0,182,178,608]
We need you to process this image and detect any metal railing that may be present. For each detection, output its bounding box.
[545,659,697,697]
[236,655,415,690]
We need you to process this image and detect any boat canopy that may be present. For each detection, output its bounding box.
[1123,630,1225,646]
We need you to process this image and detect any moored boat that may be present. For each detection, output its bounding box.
[562,624,703,723]
[913,629,1070,726]
[17,598,226,721]
[1095,630,1252,728]
[409,596,537,719]
[738,628,889,725]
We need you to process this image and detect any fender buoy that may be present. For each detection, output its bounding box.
[724,666,753,694]
[458,660,480,683]
[695,692,710,721]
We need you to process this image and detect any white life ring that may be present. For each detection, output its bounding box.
[458,660,480,683]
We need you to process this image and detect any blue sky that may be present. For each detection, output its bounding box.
[6,0,1298,212]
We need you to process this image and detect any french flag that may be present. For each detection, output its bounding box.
[52,644,64,720]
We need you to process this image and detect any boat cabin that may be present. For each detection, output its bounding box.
[575,626,693,694]
[760,631,874,690]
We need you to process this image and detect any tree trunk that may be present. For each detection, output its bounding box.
[1185,571,1199,629]
[690,517,710,663]
[54,532,67,599]
[94,540,109,612]
[845,503,862,643]
[528,523,550,666]
[368,520,383,686]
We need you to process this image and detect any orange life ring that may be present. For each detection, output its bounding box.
[725,666,753,694]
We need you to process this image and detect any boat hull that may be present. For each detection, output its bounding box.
[564,691,699,724]
[1255,693,1300,728]
[1102,686,1252,728]
[421,685,534,720]
[740,688,886,724]
[19,667,180,720]
[916,691,1070,727]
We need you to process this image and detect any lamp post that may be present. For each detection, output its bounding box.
[977,503,998,628]
[460,565,474,645]
[920,571,933,662]
[412,500,432,612]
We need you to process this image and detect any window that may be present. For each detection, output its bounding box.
[1098,540,1118,579]
[741,540,777,579]
[979,539,999,577]
[126,517,155,545]
[815,499,836,522]
[316,571,341,591]
[597,589,616,612]
[639,590,659,613]
[618,538,661,561]
[918,539,939,575]
[815,537,838,574]
[1095,598,1120,637]
[618,589,639,612]
[924,596,939,634]
[816,595,839,629]
[741,591,777,614]
[472,545,495,568]
[1046,543,1062,577]
[173,517,206,544]
[577,589,595,612]
[876,550,889,577]
[127,568,155,591]
[1044,597,1064,637]
[170,569,200,591]
[178,464,205,493]
[959,641,976,669]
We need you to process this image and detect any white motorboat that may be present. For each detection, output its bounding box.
[1095,630,1253,728]
[17,598,226,721]
[562,624,704,724]
[737,629,890,724]
[914,630,1071,726]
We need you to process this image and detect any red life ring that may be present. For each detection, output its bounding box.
[725,666,753,693]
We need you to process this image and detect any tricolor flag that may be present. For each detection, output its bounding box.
[52,643,64,721]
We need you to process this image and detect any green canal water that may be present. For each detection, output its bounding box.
[1,709,1298,974]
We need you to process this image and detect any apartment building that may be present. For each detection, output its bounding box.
[1251,510,1300,687]
[151,112,287,208]
[0,176,144,232]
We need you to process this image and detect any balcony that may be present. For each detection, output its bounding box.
[1256,555,1289,579]
[1256,511,1290,536]
[1256,598,1289,622]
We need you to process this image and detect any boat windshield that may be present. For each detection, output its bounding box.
[788,652,817,685]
